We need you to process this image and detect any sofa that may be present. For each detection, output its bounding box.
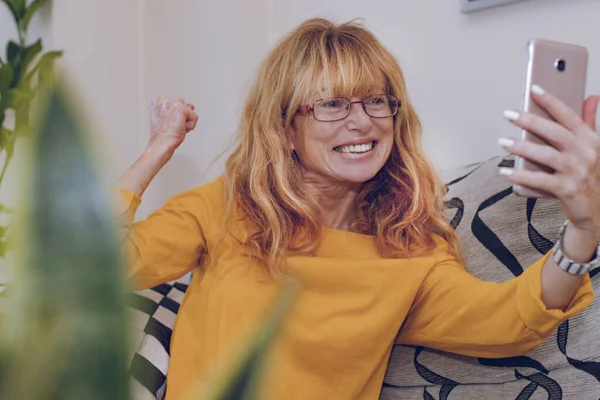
[127,155,600,400]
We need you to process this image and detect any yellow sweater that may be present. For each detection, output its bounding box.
[118,177,593,400]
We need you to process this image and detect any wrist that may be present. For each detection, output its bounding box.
[144,140,177,165]
[561,223,599,264]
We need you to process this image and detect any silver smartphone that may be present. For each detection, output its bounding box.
[513,38,588,198]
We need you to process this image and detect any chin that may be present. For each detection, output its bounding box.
[334,168,382,184]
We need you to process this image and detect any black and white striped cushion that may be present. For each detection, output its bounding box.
[128,274,190,400]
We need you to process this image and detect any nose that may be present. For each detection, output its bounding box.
[345,101,373,132]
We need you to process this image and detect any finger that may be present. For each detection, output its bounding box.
[187,103,195,111]
[583,95,600,132]
[186,111,199,132]
[151,96,162,111]
[150,96,164,123]
[503,110,573,151]
[499,167,561,197]
[530,85,588,135]
[499,137,566,172]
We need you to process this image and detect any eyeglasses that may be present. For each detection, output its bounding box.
[298,94,400,122]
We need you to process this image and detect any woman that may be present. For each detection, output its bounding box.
[117,19,598,400]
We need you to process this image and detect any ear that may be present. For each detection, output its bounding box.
[285,122,297,151]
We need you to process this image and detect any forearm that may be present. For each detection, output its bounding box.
[396,237,594,359]
[541,225,598,310]
[117,143,174,197]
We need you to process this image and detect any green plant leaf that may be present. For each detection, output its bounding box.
[5,41,21,88]
[0,127,9,148]
[0,63,14,97]
[5,40,41,88]
[1,0,20,23]
[6,41,19,66]
[192,279,300,400]
[0,225,10,258]
[25,50,62,85]
[22,0,48,32]
[7,86,33,133]
[21,39,42,74]
[14,100,31,138]
[7,82,35,139]
[2,80,129,400]
[6,86,33,108]
[0,128,15,187]
[8,0,25,18]
[0,64,14,125]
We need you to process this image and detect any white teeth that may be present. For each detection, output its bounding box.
[335,142,374,154]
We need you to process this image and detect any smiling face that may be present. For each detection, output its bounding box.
[288,93,395,185]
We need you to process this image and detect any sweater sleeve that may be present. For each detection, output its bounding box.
[114,182,217,290]
[396,238,594,358]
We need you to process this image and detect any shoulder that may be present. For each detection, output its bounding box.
[429,234,461,265]
[178,175,225,201]
[166,176,228,227]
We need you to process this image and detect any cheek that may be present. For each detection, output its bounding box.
[296,122,337,155]
[374,119,395,147]
[381,119,394,136]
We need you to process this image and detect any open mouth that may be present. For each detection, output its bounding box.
[333,141,377,154]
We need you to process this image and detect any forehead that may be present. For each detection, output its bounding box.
[288,30,393,106]
[307,74,387,102]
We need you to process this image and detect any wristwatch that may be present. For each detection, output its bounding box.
[552,220,600,276]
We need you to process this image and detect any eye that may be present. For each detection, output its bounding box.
[366,96,386,105]
[319,98,345,109]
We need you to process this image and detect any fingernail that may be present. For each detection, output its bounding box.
[531,84,545,96]
[498,138,515,147]
[503,110,520,121]
[499,167,514,176]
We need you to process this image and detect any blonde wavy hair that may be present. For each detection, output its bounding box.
[224,18,459,273]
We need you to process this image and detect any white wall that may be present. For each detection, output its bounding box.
[51,0,144,181]
[270,0,600,171]
[139,0,271,216]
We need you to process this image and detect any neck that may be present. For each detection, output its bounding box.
[302,172,361,231]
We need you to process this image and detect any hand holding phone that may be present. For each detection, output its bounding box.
[513,39,588,198]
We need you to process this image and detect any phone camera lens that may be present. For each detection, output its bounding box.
[555,59,566,72]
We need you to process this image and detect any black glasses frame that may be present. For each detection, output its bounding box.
[298,94,400,122]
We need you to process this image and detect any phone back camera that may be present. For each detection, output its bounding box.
[555,59,566,72]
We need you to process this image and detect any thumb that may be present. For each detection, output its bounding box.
[582,95,600,132]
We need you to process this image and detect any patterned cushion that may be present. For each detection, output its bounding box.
[381,156,600,400]
[128,274,190,400]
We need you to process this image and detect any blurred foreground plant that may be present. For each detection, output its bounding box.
[0,81,129,400]
[0,0,62,258]
[0,77,298,399]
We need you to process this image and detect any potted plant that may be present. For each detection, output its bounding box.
[0,0,62,265]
